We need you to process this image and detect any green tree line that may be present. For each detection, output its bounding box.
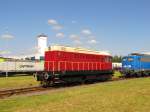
[112,55,123,62]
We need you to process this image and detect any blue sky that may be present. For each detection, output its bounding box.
[0,0,150,56]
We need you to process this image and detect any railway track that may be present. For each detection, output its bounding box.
[0,86,49,99]
[0,76,149,99]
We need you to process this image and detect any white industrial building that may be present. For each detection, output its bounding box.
[35,34,48,59]
[37,34,47,56]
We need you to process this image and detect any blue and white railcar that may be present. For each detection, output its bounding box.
[122,53,150,77]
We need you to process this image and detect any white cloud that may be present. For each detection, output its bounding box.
[73,40,82,45]
[69,34,80,40]
[48,19,63,31]
[1,34,14,39]
[81,29,92,36]
[52,25,63,30]
[87,39,97,44]
[56,32,65,38]
[88,35,95,39]
[48,19,58,25]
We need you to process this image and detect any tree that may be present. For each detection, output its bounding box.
[112,55,122,62]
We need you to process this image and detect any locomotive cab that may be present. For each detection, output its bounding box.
[122,55,141,77]
[122,53,150,77]
[122,56,140,70]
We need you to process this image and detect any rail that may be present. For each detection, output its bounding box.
[0,76,149,99]
[0,86,48,99]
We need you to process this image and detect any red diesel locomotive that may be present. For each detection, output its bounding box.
[36,45,113,86]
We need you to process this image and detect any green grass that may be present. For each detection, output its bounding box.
[113,71,123,78]
[0,76,39,89]
[0,77,150,112]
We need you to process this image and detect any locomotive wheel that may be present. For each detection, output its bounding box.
[44,72,49,80]
[33,72,42,81]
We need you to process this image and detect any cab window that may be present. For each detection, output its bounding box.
[122,58,127,61]
[128,58,133,62]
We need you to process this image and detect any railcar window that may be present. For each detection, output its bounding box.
[109,57,112,62]
[106,57,111,62]
[105,57,108,62]
[128,58,133,62]
[101,58,104,62]
[122,58,126,61]
[140,57,150,62]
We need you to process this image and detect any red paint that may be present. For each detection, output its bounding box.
[44,51,112,72]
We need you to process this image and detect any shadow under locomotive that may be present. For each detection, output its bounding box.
[35,70,113,87]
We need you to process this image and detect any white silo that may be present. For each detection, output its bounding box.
[37,34,48,57]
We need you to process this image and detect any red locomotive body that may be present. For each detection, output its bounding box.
[36,45,113,86]
[45,51,112,72]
